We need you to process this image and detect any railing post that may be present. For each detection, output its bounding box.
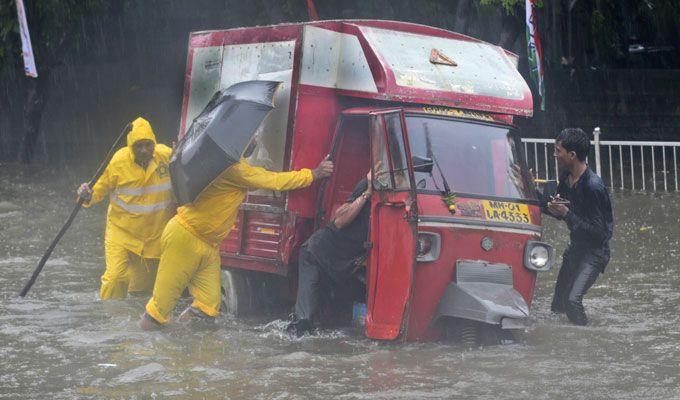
[593,127,602,177]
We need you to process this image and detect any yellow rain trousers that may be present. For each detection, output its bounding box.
[145,159,313,324]
[85,117,174,299]
[101,241,158,298]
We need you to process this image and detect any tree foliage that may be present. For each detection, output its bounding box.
[479,0,521,14]
[0,1,20,74]
[0,0,113,162]
[478,0,543,14]
[0,0,678,162]
[0,0,111,74]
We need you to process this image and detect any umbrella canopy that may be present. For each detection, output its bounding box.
[170,80,282,205]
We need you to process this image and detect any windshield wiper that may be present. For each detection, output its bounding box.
[425,125,452,195]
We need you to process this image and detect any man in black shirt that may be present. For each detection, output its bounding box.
[546,128,614,326]
[286,171,372,337]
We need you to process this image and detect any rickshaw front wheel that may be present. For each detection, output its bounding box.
[459,321,479,346]
[441,317,513,346]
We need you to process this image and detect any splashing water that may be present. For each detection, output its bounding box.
[1,164,679,399]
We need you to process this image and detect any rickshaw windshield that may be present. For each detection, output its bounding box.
[404,115,536,201]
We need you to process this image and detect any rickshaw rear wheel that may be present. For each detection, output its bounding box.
[221,269,256,317]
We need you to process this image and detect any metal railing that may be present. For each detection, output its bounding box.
[521,128,680,192]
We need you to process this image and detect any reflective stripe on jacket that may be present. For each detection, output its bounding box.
[85,118,175,258]
[176,159,314,247]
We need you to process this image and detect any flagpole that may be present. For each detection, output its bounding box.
[306,0,319,21]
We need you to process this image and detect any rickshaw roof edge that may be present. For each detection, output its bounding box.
[188,19,519,59]
[183,19,534,123]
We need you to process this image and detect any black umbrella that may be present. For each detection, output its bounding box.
[170,80,282,205]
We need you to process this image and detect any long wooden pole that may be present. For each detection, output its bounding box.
[18,123,131,297]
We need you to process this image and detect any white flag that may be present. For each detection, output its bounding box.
[15,0,38,78]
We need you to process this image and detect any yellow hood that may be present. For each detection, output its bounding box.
[126,117,157,148]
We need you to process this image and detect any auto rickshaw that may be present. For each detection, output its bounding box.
[178,19,554,343]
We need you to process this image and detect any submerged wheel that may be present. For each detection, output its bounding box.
[221,269,256,317]
[459,321,480,347]
[441,318,511,346]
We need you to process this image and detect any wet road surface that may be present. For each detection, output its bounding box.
[1,164,679,399]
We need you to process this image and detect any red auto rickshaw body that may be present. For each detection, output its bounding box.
[179,20,551,341]
[403,194,542,341]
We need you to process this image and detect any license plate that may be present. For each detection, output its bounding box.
[482,200,531,224]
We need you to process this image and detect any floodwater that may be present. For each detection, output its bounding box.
[1,164,679,399]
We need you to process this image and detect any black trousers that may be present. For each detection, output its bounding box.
[294,245,361,322]
[294,246,324,321]
[551,248,606,326]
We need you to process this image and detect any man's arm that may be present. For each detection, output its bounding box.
[333,172,372,229]
[222,158,333,191]
[333,192,370,229]
[562,186,611,243]
[549,185,611,243]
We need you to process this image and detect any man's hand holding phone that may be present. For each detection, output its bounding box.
[549,194,570,205]
[548,194,570,217]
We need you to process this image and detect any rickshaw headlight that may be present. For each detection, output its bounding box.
[416,232,441,262]
[524,241,554,272]
[530,247,548,267]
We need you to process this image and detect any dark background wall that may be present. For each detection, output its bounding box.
[1,0,678,165]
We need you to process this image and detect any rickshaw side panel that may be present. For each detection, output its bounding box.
[179,25,304,138]
[217,84,345,273]
[286,85,343,219]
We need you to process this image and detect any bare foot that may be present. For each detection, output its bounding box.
[177,306,195,322]
[139,312,162,331]
[178,306,215,324]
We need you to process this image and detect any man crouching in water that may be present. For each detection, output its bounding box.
[287,170,372,337]
[546,128,614,326]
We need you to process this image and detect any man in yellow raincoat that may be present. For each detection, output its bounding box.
[77,117,174,299]
[139,152,333,329]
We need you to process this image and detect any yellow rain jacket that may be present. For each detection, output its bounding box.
[146,159,314,323]
[85,117,174,258]
[176,159,314,247]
